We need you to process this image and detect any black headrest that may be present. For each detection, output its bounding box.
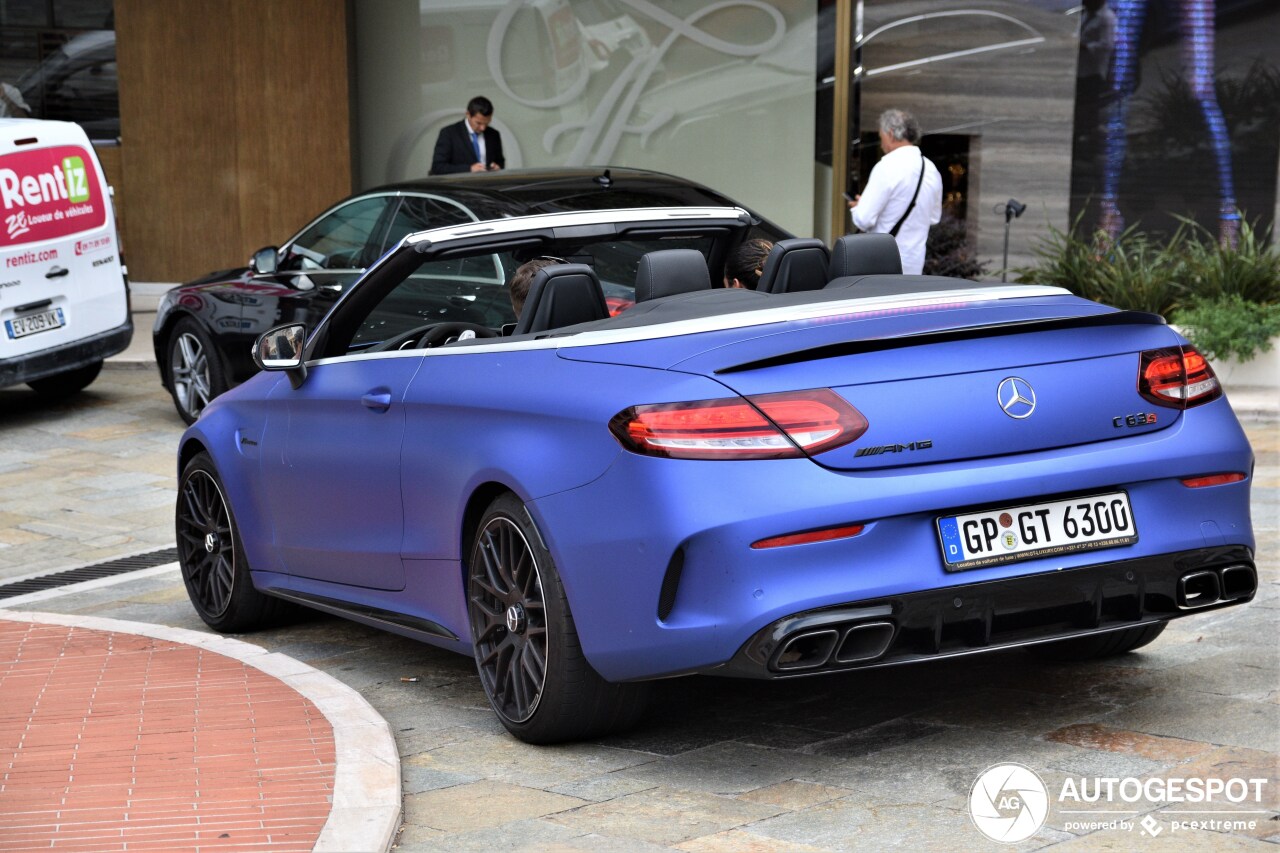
[827,233,903,279]
[513,264,609,336]
[634,249,712,302]
[757,238,831,294]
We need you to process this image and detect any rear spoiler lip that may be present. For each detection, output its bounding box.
[715,310,1168,375]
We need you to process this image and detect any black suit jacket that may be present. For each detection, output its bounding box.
[429,119,505,175]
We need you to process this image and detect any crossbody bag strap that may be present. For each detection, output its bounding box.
[888,152,926,238]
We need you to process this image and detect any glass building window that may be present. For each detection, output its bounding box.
[0,0,117,141]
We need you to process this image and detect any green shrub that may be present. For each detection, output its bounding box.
[1177,218,1280,305]
[1014,219,1186,315]
[1173,295,1280,364]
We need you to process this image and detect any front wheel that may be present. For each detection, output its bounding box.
[176,451,294,632]
[27,360,102,398]
[167,318,227,424]
[1030,622,1167,662]
[467,493,649,743]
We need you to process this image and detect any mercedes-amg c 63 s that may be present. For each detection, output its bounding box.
[174,206,1256,743]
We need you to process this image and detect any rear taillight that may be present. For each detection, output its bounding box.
[1139,345,1221,408]
[610,389,868,460]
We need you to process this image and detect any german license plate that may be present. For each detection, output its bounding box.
[6,308,65,339]
[937,491,1137,571]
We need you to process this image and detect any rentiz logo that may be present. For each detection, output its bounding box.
[0,145,104,248]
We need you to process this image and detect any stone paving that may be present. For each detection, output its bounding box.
[1,368,1277,851]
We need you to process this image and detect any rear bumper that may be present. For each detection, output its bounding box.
[0,318,133,387]
[720,545,1255,678]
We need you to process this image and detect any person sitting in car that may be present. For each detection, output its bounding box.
[724,238,773,289]
[506,257,562,318]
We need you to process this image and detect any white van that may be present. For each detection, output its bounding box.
[0,118,130,397]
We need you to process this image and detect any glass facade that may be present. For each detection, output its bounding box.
[0,0,117,140]
[355,0,1278,270]
[355,1,822,238]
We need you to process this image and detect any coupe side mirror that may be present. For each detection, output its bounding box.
[250,246,279,275]
[253,323,308,388]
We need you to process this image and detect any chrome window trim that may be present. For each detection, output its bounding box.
[308,285,1072,368]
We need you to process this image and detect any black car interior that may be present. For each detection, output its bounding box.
[633,249,713,302]
[755,238,830,294]
[513,264,611,336]
[318,225,983,356]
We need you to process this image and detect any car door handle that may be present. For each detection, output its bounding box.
[45,266,70,279]
[448,294,477,304]
[361,391,392,411]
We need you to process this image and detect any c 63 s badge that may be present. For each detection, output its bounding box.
[856,439,933,457]
[1113,412,1158,428]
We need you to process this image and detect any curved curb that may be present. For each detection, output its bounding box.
[0,609,401,853]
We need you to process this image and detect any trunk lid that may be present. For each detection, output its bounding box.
[561,290,1186,469]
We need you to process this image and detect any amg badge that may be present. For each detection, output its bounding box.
[855,440,933,457]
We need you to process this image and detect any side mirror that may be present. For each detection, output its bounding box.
[250,246,279,275]
[253,323,308,388]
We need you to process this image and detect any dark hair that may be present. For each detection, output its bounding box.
[507,257,559,316]
[724,238,774,289]
[466,96,494,117]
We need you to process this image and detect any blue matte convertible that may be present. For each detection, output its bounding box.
[175,207,1256,743]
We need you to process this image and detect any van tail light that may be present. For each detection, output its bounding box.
[610,389,868,460]
[1139,346,1221,408]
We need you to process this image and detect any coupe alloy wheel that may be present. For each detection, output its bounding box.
[469,516,548,724]
[171,331,213,420]
[176,469,235,618]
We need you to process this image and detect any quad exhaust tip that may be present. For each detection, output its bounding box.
[773,621,895,671]
[1177,564,1256,609]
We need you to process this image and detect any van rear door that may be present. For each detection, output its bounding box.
[1,119,127,363]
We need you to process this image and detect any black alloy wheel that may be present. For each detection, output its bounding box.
[467,493,649,743]
[470,513,549,724]
[177,466,235,619]
[176,452,293,633]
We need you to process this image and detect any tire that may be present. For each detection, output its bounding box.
[27,360,102,398]
[176,451,295,633]
[1030,622,1167,662]
[467,493,649,743]
[167,318,227,424]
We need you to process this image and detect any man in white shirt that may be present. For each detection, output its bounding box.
[847,109,943,275]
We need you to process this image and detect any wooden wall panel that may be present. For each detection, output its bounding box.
[115,0,351,282]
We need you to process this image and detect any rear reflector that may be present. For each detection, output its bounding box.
[610,389,867,460]
[752,523,866,549]
[1139,345,1221,408]
[1180,472,1246,488]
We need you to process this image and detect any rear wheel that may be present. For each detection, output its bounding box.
[27,360,102,398]
[167,318,226,424]
[467,493,649,743]
[176,451,294,632]
[1030,622,1167,662]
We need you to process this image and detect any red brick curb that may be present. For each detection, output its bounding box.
[0,612,399,852]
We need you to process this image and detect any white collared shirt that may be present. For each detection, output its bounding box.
[466,117,487,166]
[850,145,943,275]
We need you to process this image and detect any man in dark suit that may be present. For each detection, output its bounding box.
[430,95,505,175]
